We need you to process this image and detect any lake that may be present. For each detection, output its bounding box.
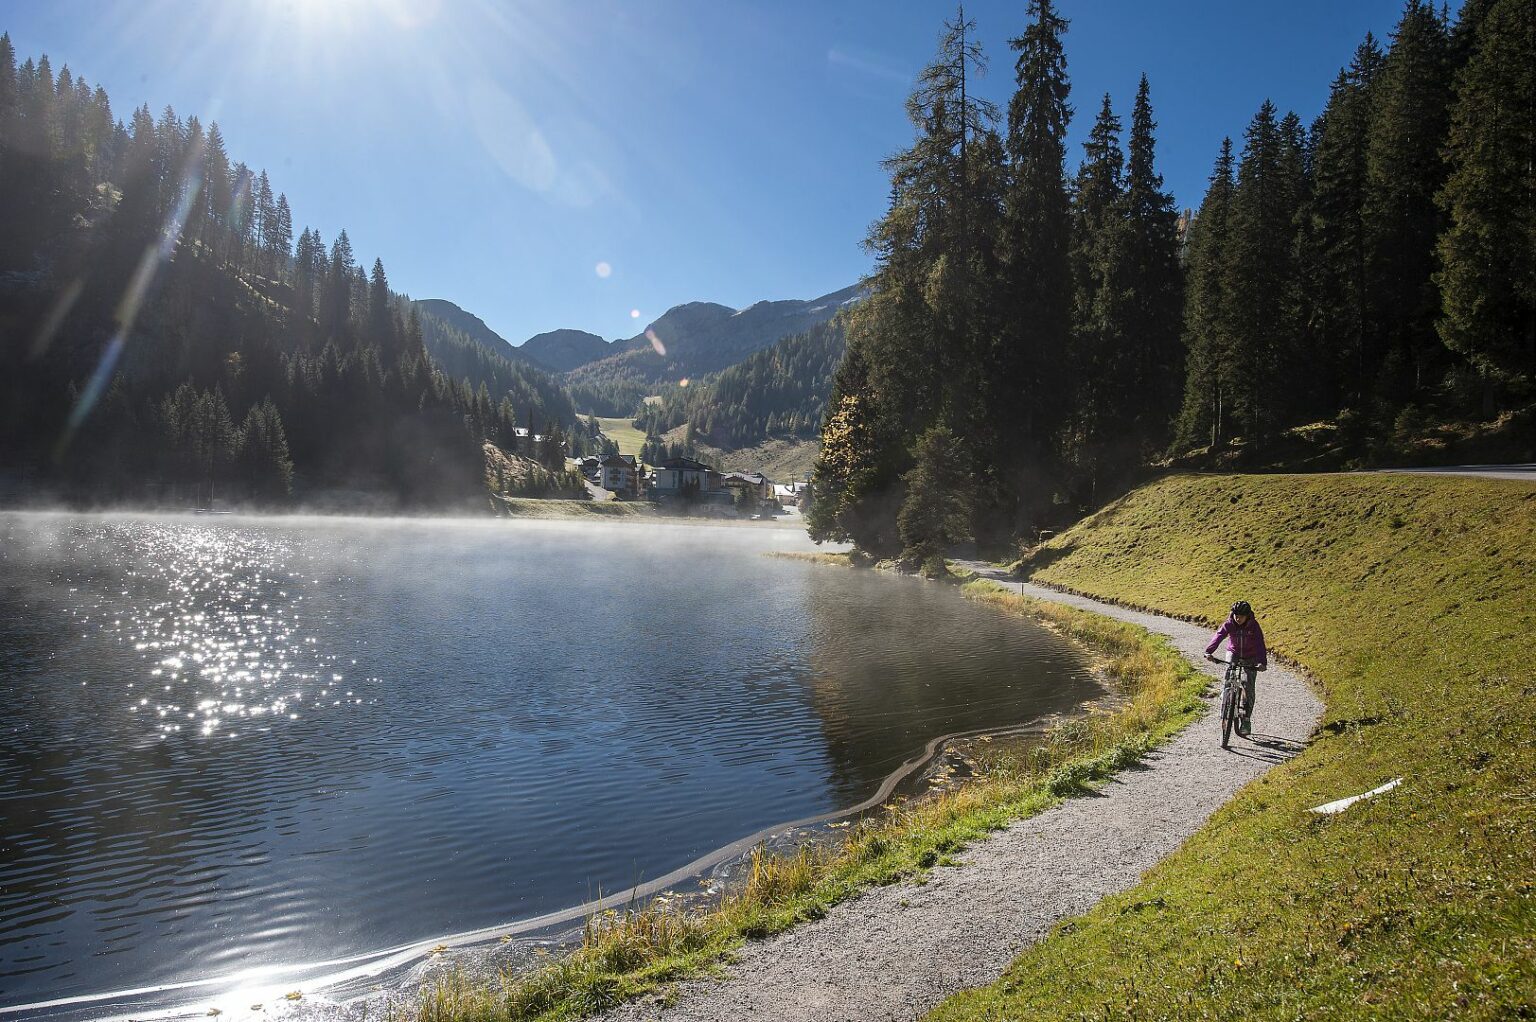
[0,512,1098,1016]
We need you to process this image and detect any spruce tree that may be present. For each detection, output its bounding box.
[808,6,1000,554]
[368,258,394,351]
[1304,35,1386,411]
[1435,0,1536,405]
[1174,138,1237,450]
[1363,0,1453,402]
[997,0,1073,516]
[897,425,974,575]
[1122,74,1184,439]
[1066,93,1128,496]
[1222,102,1305,442]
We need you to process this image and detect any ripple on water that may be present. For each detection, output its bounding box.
[0,513,1100,1014]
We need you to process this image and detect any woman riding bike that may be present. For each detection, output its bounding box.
[1205,600,1267,736]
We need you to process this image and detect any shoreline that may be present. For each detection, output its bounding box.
[19,557,1086,1022]
[355,574,1221,1022]
[590,571,1322,1021]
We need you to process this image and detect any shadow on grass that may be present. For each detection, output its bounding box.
[1016,542,1078,577]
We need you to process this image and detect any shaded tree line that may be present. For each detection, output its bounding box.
[810,0,1532,563]
[0,33,573,508]
[808,2,1183,560]
[1176,0,1533,450]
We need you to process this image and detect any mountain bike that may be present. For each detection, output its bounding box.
[1209,655,1257,749]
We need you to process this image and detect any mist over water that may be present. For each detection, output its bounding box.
[0,512,1097,1008]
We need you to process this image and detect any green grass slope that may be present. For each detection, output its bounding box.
[930,473,1536,1021]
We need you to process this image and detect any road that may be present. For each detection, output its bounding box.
[1377,463,1536,481]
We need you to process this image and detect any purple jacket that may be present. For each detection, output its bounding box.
[1206,615,1267,667]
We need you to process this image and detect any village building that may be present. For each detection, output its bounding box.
[722,471,775,507]
[649,456,730,504]
[599,454,639,498]
[509,427,546,458]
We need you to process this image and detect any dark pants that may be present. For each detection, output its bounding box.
[1238,665,1257,717]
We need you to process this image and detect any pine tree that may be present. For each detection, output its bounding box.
[368,257,394,350]
[0,33,16,126]
[203,121,232,261]
[326,230,354,340]
[1435,0,1536,404]
[253,170,277,277]
[238,397,294,504]
[808,6,1000,554]
[272,193,293,279]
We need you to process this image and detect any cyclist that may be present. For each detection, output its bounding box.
[1205,600,1267,736]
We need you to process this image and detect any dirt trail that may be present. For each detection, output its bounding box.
[601,568,1323,1022]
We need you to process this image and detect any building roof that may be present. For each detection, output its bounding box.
[600,455,633,468]
[723,471,770,486]
[659,457,712,471]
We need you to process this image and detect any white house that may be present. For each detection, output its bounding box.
[599,454,638,497]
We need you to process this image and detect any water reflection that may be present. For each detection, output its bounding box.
[0,513,1095,1011]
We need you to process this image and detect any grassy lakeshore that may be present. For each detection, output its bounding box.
[411,583,1208,1021]
[929,473,1536,1022]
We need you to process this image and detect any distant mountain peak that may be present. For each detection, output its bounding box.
[519,327,615,373]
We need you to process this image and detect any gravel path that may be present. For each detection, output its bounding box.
[601,570,1324,1022]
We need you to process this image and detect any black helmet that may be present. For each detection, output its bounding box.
[1231,601,1253,617]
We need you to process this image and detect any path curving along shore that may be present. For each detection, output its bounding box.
[601,569,1324,1022]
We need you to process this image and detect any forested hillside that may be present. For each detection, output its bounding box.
[0,34,546,508]
[810,0,1534,565]
[640,317,846,449]
[414,300,576,428]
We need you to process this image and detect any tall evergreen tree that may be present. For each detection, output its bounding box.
[271,193,293,278]
[996,0,1073,519]
[1122,74,1184,437]
[1065,93,1128,495]
[1364,0,1453,401]
[1304,35,1386,411]
[1222,101,1307,442]
[1175,139,1237,449]
[809,6,1001,553]
[368,257,394,351]
[1435,0,1536,405]
[897,425,974,573]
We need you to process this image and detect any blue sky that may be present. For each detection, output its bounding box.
[5,1,1445,345]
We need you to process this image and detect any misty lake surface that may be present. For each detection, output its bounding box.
[0,512,1098,1010]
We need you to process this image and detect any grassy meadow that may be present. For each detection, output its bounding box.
[590,417,649,461]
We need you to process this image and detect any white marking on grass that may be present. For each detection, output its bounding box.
[1308,777,1403,815]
